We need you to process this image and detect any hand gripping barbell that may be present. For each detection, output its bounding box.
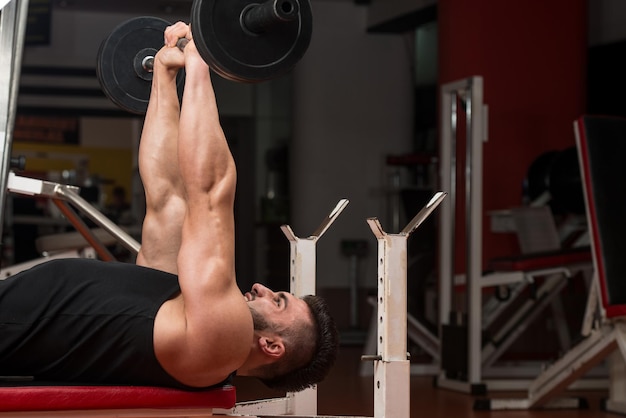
[97,0,313,114]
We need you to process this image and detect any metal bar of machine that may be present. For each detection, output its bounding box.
[0,0,30,239]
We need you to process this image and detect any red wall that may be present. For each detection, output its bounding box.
[438,0,588,271]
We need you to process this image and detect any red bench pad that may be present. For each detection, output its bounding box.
[0,385,236,412]
[487,247,591,272]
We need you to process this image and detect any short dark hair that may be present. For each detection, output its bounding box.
[257,294,339,392]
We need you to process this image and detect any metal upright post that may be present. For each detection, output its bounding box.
[437,76,487,394]
[221,199,349,417]
[438,82,455,331]
[281,198,349,416]
[0,0,29,239]
[466,76,485,389]
[367,192,446,418]
[7,172,141,255]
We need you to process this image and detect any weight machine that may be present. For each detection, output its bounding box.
[435,76,597,395]
[476,115,626,411]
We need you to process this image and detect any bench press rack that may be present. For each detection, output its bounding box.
[216,199,349,417]
[2,163,356,415]
[218,191,446,418]
[0,198,349,417]
[0,192,446,417]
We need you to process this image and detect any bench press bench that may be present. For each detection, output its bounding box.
[0,200,352,418]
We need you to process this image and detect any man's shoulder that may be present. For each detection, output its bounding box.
[154,292,252,388]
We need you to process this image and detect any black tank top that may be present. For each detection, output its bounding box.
[0,258,226,389]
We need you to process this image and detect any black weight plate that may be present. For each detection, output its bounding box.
[191,0,313,83]
[97,16,186,114]
[525,150,557,201]
[548,147,585,214]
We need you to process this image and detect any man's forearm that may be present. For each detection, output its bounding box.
[178,49,235,201]
[136,57,186,272]
[175,42,238,300]
[139,67,182,203]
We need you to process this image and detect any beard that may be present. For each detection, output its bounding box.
[249,306,270,331]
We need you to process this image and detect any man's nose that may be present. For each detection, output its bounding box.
[252,283,272,297]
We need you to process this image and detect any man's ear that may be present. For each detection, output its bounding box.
[259,336,285,359]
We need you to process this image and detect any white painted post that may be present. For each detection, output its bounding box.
[438,76,487,393]
[367,193,446,418]
[280,199,349,416]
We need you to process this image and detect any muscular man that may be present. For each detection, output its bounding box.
[0,22,338,393]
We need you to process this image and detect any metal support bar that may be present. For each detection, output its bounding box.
[482,274,569,367]
[0,0,29,239]
[528,326,616,406]
[477,325,617,410]
[607,323,626,415]
[581,276,600,337]
[55,187,140,254]
[51,200,116,261]
[523,289,614,404]
[7,172,141,255]
[438,76,487,391]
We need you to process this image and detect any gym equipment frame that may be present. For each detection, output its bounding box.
[7,172,141,260]
[475,115,626,411]
[435,77,598,394]
[0,0,29,241]
[216,199,349,417]
[218,191,445,418]
[436,76,488,394]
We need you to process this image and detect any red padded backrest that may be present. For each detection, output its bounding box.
[0,385,236,412]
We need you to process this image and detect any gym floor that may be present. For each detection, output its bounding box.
[234,346,614,418]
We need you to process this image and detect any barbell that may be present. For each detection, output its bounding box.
[97,0,313,114]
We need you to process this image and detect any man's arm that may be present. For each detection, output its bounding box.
[177,37,240,301]
[173,32,252,379]
[135,23,187,274]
